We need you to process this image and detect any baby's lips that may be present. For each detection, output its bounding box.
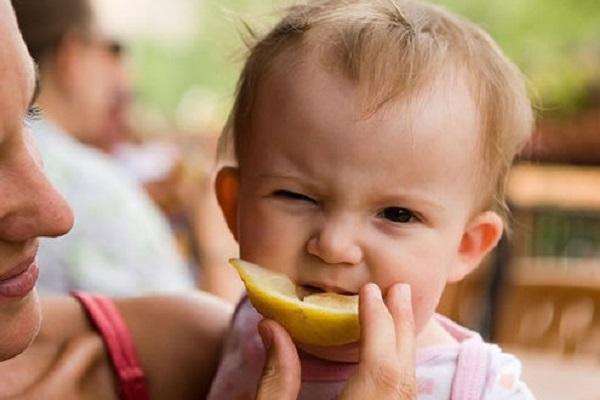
[297,281,358,296]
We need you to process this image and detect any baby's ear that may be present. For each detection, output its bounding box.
[215,167,240,241]
[448,211,503,282]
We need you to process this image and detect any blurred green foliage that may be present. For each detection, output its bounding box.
[130,0,600,127]
[434,0,600,115]
[130,0,279,129]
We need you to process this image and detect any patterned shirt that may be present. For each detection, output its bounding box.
[32,119,194,296]
[208,298,536,400]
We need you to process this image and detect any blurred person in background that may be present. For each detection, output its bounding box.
[15,0,243,302]
[11,0,203,297]
[87,42,242,301]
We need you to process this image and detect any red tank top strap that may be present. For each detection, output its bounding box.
[72,292,150,400]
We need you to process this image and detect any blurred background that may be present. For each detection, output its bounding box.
[88,0,600,398]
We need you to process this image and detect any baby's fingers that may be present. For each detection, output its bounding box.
[255,319,301,400]
[357,283,397,364]
[339,283,417,399]
[385,283,416,370]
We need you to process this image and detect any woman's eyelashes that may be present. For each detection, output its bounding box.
[272,189,318,204]
[377,207,418,224]
[24,105,42,125]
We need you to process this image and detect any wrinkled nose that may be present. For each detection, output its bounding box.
[306,217,363,265]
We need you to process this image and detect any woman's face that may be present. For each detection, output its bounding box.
[0,4,73,361]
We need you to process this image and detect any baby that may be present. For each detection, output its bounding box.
[209,0,535,398]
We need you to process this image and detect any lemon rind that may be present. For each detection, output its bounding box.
[230,258,360,346]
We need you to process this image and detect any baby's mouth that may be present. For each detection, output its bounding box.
[293,282,361,362]
[296,283,357,299]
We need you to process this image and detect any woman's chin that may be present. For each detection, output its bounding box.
[296,341,360,363]
[0,291,41,361]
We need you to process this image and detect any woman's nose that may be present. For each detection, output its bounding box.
[0,138,74,242]
[306,217,363,265]
[32,177,75,238]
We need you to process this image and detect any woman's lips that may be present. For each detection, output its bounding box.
[0,259,39,299]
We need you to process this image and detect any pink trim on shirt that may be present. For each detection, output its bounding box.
[416,314,473,364]
[451,338,490,400]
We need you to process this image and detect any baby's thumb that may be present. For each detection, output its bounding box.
[255,319,301,400]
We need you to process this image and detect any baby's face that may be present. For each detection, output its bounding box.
[218,57,502,356]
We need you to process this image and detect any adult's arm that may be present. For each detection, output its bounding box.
[116,293,232,398]
[0,292,232,399]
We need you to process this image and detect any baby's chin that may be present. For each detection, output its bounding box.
[296,341,360,363]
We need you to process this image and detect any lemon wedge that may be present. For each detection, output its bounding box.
[230,258,359,346]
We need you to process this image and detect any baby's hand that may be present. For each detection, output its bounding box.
[255,282,417,400]
[339,283,417,399]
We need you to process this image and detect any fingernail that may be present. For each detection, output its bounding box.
[367,282,382,300]
[397,283,411,303]
[258,320,273,351]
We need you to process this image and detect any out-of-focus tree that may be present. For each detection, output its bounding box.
[130,0,280,133]
[129,0,600,129]
[434,0,600,114]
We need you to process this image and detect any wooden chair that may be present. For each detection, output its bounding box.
[496,163,600,355]
[496,272,600,355]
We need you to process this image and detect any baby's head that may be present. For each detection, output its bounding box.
[216,0,533,353]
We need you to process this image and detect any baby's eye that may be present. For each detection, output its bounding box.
[272,190,317,204]
[377,207,416,223]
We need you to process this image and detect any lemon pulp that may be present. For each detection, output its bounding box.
[230,258,359,346]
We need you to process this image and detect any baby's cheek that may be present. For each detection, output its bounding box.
[411,285,444,333]
[411,293,432,333]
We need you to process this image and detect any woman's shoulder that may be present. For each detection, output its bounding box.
[112,292,234,399]
[0,296,115,399]
[52,293,234,399]
[0,293,233,400]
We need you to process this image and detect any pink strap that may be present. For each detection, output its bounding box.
[72,292,150,400]
[450,338,490,400]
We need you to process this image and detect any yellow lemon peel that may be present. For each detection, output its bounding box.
[230,258,359,346]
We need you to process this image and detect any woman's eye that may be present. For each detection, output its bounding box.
[24,105,42,125]
[378,207,416,223]
[272,190,317,204]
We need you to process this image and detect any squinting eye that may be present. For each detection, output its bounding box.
[272,190,317,204]
[378,207,415,223]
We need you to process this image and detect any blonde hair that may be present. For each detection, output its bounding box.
[219,0,534,221]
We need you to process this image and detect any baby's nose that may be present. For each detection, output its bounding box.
[306,218,363,265]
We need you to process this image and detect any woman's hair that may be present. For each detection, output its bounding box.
[219,0,534,222]
[12,0,94,63]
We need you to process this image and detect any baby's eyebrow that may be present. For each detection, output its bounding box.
[379,191,446,212]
